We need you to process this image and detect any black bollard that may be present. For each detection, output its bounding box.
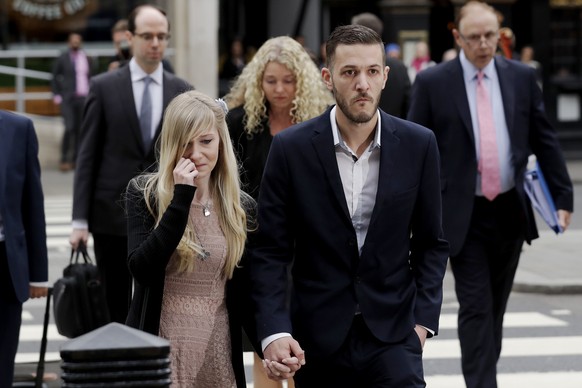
[59,322,171,387]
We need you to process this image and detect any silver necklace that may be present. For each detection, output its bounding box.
[192,220,210,261]
[194,199,212,217]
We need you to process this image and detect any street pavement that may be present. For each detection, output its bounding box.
[12,114,582,386]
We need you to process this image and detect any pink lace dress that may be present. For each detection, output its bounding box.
[158,203,235,387]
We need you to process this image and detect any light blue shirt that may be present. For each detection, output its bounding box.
[459,50,515,196]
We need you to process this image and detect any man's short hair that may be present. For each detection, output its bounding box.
[326,24,384,69]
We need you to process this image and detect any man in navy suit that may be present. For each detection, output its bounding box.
[69,5,192,324]
[0,110,48,387]
[407,2,573,387]
[251,25,449,387]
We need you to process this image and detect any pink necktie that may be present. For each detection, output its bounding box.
[477,70,501,201]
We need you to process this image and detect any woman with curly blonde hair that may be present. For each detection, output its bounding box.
[225,35,334,200]
[125,90,257,387]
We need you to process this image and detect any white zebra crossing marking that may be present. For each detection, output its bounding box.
[424,336,582,359]
[426,372,582,387]
[439,311,568,329]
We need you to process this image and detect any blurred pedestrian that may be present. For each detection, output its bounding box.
[0,110,48,387]
[252,24,448,386]
[107,19,132,72]
[69,4,192,324]
[351,12,411,118]
[521,45,542,89]
[125,91,257,387]
[219,37,247,96]
[51,32,94,172]
[408,40,436,83]
[386,43,401,59]
[224,35,333,388]
[408,2,574,387]
[442,47,458,62]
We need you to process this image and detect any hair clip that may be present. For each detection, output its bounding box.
[215,98,229,114]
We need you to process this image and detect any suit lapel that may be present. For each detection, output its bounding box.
[368,114,399,230]
[495,57,516,138]
[0,113,13,201]
[310,112,352,222]
[448,58,475,146]
[116,66,145,152]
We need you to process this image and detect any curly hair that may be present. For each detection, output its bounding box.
[224,36,334,136]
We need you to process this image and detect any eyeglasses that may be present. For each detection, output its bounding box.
[134,32,171,42]
[459,31,498,47]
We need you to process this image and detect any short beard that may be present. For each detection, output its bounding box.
[333,85,378,124]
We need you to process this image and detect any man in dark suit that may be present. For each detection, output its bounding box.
[251,25,449,387]
[0,110,48,387]
[51,32,94,172]
[69,4,192,324]
[351,12,411,119]
[407,2,574,387]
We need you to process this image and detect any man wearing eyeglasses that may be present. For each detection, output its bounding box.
[408,2,573,388]
[70,4,192,324]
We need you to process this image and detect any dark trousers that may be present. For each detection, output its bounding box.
[294,315,425,388]
[60,96,85,164]
[450,190,525,388]
[0,242,23,388]
[92,233,132,324]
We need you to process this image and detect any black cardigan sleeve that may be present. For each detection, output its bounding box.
[126,181,196,286]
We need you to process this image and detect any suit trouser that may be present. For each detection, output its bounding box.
[60,96,85,164]
[0,241,23,388]
[92,233,132,324]
[294,315,425,388]
[450,189,525,388]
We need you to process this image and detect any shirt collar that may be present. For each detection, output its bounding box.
[129,58,163,85]
[459,49,497,83]
[330,105,381,151]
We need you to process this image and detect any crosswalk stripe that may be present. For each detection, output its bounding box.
[426,372,582,388]
[424,336,582,359]
[15,352,61,363]
[439,311,568,330]
[18,325,67,341]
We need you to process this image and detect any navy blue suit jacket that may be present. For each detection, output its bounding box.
[408,56,573,256]
[0,111,48,303]
[251,107,449,357]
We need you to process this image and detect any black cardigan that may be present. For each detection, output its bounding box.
[125,182,258,387]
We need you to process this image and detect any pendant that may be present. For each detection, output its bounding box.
[199,248,210,261]
[203,206,210,217]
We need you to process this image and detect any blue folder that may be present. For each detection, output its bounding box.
[524,161,563,234]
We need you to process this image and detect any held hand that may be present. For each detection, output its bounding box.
[173,158,199,186]
[414,325,428,349]
[263,337,305,381]
[558,209,571,232]
[30,286,48,299]
[70,228,89,251]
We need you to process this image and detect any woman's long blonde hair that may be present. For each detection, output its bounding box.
[224,36,334,136]
[134,90,249,278]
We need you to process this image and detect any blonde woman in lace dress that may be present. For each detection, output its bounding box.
[125,90,257,387]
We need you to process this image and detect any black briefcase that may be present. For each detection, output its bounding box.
[53,243,110,338]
